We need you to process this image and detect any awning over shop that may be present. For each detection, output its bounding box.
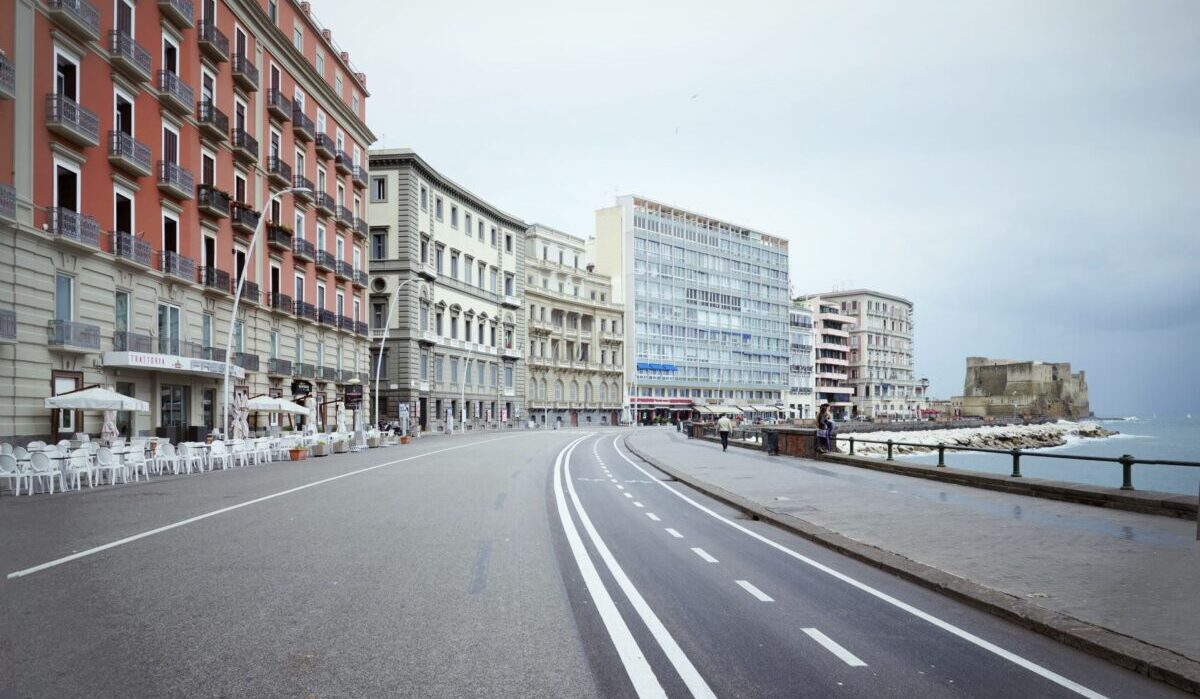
[750,404,781,412]
[692,404,715,414]
[102,351,246,381]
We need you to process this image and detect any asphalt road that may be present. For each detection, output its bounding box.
[0,428,1186,698]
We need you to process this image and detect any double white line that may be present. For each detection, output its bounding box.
[552,435,715,699]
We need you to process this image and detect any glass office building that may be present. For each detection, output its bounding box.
[593,196,790,423]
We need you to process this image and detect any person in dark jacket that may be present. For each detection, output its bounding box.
[816,403,834,453]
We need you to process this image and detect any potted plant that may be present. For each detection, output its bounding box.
[310,437,330,457]
[332,437,349,454]
[288,446,307,461]
[366,429,380,448]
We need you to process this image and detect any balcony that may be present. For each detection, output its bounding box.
[47,0,100,42]
[335,260,353,281]
[338,315,355,332]
[501,294,521,308]
[107,31,152,83]
[242,280,260,304]
[418,330,439,345]
[107,131,152,177]
[266,89,291,122]
[417,261,436,280]
[351,165,368,190]
[230,54,258,92]
[319,366,338,382]
[234,352,260,372]
[196,185,230,218]
[292,108,314,142]
[157,161,194,201]
[0,309,15,343]
[315,250,336,272]
[315,192,335,216]
[156,70,193,115]
[266,156,291,188]
[45,93,99,147]
[198,266,230,295]
[337,369,353,383]
[266,223,292,251]
[335,206,353,230]
[47,319,101,353]
[319,309,338,326]
[292,238,315,263]
[355,321,369,336]
[314,133,335,160]
[334,150,353,175]
[291,175,314,202]
[294,362,316,379]
[159,251,195,282]
[268,358,292,376]
[352,270,368,289]
[230,128,258,163]
[109,232,152,269]
[295,301,317,322]
[157,0,194,28]
[268,292,293,314]
[349,218,368,242]
[0,184,14,222]
[229,202,260,235]
[501,347,521,360]
[48,208,100,252]
[203,346,226,362]
[0,54,13,101]
[196,21,229,62]
[196,101,228,142]
[112,330,152,353]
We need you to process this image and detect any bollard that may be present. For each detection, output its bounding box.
[886,439,894,461]
[848,436,855,455]
[1010,448,1022,478]
[1119,455,1135,491]
[937,443,946,467]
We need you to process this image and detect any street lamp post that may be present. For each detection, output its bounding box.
[459,344,474,433]
[373,276,421,433]
[221,185,310,439]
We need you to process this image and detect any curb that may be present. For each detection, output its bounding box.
[622,434,1200,696]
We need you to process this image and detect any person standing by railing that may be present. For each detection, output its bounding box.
[816,403,834,453]
[717,414,733,452]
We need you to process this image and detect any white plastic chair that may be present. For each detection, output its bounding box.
[0,454,30,496]
[230,441,252,468]
[26,441,45,450]
[177,443,204,474]
[254,438,272,465]
[95,447,127,485]
[0,443,12,456]
[209,441,232,470]
[154,442,182,475]
[12,445,28,463]
[64,448,95,489]
[30,451,65,494]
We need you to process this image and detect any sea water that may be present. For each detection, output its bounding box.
[898,416,1200,495]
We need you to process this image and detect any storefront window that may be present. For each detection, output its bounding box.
[161,385,189,430]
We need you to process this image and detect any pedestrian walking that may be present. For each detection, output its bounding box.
[816,403,834,453]
[717,414,733,452]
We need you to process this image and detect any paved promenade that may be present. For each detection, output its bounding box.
[626,428,1200,669]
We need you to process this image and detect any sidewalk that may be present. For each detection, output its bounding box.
[625,428,1200,692]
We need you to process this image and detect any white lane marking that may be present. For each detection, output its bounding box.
[8,434,535,580]
[691,547,718,563]
[803,628,866,667]
[553,435,667,698]
[612,436,1107,699]
[634,502,644,508]
[736,580,775,602]
[567,437,717,699]
[616,484,625,490]
[665,528,683,538]
[646,513,661,522]
[624,492,633,499]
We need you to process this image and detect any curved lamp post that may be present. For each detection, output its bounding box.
[222,185,310,440]
[459,343,475,433]
[373,276,421,432]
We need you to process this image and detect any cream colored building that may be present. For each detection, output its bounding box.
[798,295,856,420]
[366,149,525,432]
[524,224,624,427]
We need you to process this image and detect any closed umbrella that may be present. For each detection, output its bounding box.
[102,409,120,441]
[232,392,250,440]
[336,403,348,435]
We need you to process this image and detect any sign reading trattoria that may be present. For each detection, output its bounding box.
[101,351,246,381]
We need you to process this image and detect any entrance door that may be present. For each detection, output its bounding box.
[160,384,189,432]
[419,398,427,430]
[570,411,578,427]
[51,371,82,438]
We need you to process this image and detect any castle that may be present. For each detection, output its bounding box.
[955,357,1090,420]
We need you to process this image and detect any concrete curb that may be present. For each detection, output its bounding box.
[623,434,1200,696]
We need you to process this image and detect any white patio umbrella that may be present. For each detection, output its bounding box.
[245,395,309,414]
[45,385,149,412]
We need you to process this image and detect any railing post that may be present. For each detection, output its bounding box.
[848,436,855,455]
[1119,454,1134,491]
[886,439,894,461]
[937,443,946,467]
[1010,448,1022,478]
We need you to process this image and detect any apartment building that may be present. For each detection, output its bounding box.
[594,195,790,424]
[798,294,855,420]
[524,224,624,427]
[814,289,926,419]
[785,301,814,420]
[0,0,374,442]
[366,149,525,433]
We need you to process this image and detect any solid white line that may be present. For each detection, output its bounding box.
[646,513,661,522]
[736,580,775,602]
[566,437,716,699]
[691,547,718,563]
[634,502,644,508]
[665,528,683,538]
[803,628,866,666]
[553,435,666,698]
[8,434,533,580]
[612,436,1106,699]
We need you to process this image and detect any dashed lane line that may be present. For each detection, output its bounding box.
[803,628,867,667]
[691,547,718,563]
[736,580,775,602]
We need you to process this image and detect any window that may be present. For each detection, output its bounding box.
[371,230,387,260]
[162,33,179,75]
[464,212,472,235]
[420,185,428,210]
[315,49,324,75]
[292,25,303,52]
[435,245,444,274]
[294,273,306,303]
[114,291,129,333]
[490,226,497,246]
[270,330,279,359]
[435,197,444,220]
[434,356,444,381]
[505,233,513,253]
[55,274,73,321]
[450,252,458,278]
[371,176,386,202]
[334,72,343,95]
[478,220,484,241]
[450,205,458,228]
[351,93,359,115]
[372,301,385,329]
[505,366,514,389]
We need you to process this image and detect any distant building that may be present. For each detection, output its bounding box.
[815,289,926,420]
[797,295,855,419]
[524,224,625,427]
[955,357,1090,420]
[785,302,815,420]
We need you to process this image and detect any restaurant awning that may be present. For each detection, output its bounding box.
[692,404,715,414]
[750,404,780,412]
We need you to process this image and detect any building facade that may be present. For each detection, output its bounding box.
[524,224,624,427]
[798,295,855,419]
[819,289,925,420]
[0,0,373,442]
[594,195,790,423]
[785,301,814,420]
[366,149,525,433]
[956,357,1089,419]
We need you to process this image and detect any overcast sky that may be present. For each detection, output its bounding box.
[316,0,1198,415]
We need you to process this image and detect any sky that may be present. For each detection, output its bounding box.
[314,0,1199,416]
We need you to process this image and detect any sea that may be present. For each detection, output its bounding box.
[898,416,1200,495]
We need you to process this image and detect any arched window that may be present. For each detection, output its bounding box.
[599,383,607,402]
[554,381,563,401]
[584,382,593,402]
[569,381,578,401]
[539,379,547,399]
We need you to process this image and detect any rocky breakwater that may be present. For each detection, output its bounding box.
[851,421,1116,456]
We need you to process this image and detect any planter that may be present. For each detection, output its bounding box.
[400,435,411,445]
[288,448,306,461]
[367,437,379,448]
[310,443,329,457]
[332,441,349,454]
